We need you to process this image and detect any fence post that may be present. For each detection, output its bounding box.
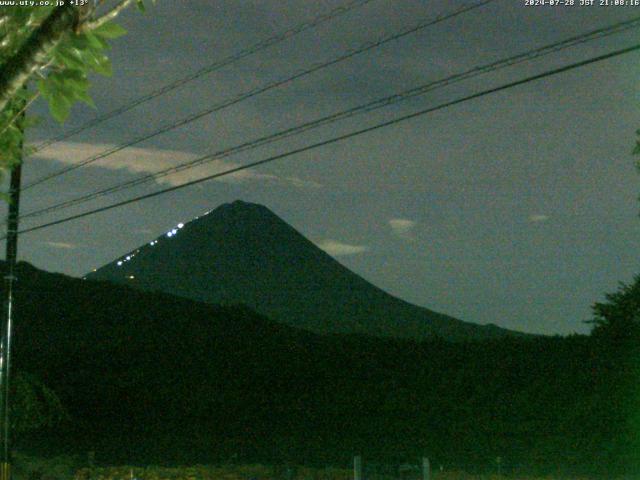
[421,457,430,480]
[354,456,362,480]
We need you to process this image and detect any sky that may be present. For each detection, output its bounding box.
[3,0,640,335]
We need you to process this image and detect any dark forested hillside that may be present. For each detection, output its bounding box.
[3,262,637,477]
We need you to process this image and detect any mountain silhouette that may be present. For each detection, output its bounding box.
[87,200,517,340]
[2,261,616,473]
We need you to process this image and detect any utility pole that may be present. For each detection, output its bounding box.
[0,105,25,480]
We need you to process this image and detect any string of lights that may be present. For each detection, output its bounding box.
[21,0,495,191]
[28,0,378,155]
[10,42,640,239]
[19,13,640,221]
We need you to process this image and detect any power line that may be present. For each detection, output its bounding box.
[28,0,377,154]
[22,0,495,191]
[19,14,640,221]
[11,42,640,238]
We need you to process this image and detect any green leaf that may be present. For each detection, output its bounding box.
[59,69,89,92]
[88,53,112,76]
[49,93,72,123]
[91,22,127,40]
[67,32,91,50]
[75,90,96,108]
[136,0,146,13]
[53,45,86,70]
[37,78,53,100]
[23,115,41,129]
[84,32,111,51]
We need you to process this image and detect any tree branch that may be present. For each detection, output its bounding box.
[0,5,78,113]
[81,0,136,31]
[0,91,39,138]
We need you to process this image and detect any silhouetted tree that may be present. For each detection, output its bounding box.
[590,275,640,341]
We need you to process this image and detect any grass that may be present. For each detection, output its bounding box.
[69,465,610,480]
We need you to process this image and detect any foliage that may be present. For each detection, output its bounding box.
[634,129,640,156]
[67,464,602,480]
[36,21,128,122]
[11,371,68,433]
[590,275,640,340]
[3,261,637,477]
[588,276,640,473]
[13,452,81,480]
[0,87,30,172]
[0,1,154,175]
[74,464,320,480]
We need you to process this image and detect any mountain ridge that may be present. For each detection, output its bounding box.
[2,260,615,473]
[86,200,522,341]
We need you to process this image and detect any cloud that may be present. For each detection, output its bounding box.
[43,241,76,249]
[389,218,417,238]
[529,214,549,223]
[33,142,322,189]
[317,239,369,256]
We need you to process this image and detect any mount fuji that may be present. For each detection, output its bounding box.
[86,200,518,341]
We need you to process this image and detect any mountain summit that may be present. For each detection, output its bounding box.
[87,200,516,340]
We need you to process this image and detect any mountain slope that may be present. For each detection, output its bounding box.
[4,262,621,474]
[86,200,516,341]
